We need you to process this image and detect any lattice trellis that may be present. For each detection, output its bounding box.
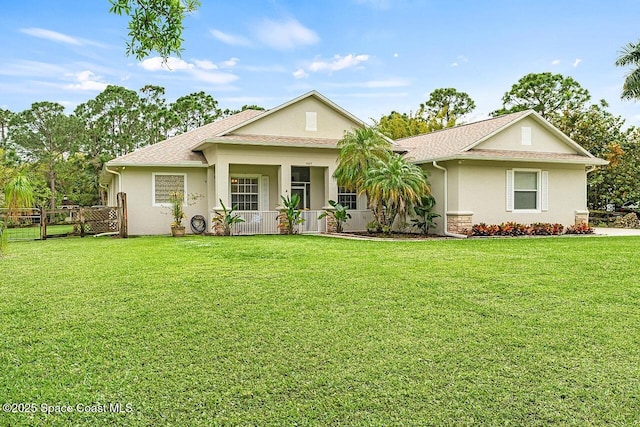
[83,207,118,233]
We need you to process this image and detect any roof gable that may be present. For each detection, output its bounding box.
[399,110,606,165]
[221,90,365,140]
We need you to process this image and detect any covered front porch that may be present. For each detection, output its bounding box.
[226,209,373,235]
[201,143,371,234]
[208,163,370,234]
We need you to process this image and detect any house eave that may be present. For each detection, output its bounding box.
[104,161,208,168]
[193,139,341,151]
[409,154,609,166]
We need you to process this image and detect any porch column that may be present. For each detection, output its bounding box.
[324,165,338,206]
[206,166,215,210]
[278,163,292,204]
[213,162,229,209]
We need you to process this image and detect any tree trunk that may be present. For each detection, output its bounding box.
[49,166,56,223]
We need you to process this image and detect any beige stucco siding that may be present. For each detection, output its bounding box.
[457,161,586,225]
[422,165,446,235]
[445,162,461,212]
[475,117,577,154]
[423,160,587,233]
[120,167,208,235]
[233,97,360,139]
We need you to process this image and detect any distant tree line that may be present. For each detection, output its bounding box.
[374,75,640,211]
[0,85,262,209]
[2,71,640,212]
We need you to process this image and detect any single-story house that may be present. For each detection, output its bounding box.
[398,110,608,235]
[101,91,374,235]
[101,91,607,236]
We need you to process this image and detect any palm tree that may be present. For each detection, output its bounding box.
[616,40,640,100]
[4,173,35,223]
[364,154,430,232]
[334,127,392,192]
[334,127,392,229]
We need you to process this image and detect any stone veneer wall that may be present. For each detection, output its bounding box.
[447,212,473,235]
[575,210,589,225]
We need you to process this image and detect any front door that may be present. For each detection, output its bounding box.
[291,184,309,209]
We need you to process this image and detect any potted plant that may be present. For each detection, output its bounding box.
[212,199,245,236]
[278,194,305,234]
[318,200,351,233]
[169,191,186,237]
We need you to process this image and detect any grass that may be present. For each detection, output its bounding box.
[4,224,77,241]
[0,235,639,426]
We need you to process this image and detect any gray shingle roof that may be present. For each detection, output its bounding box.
[398,110,607,165]
[397,111,530,162]
[107,109,265,166]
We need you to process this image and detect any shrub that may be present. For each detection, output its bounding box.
[565,223,595,234]
[471,222,567,237]
[471,223,500,236]
[530,223,564,236]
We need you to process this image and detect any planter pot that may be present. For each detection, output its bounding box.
[171,225,186,237]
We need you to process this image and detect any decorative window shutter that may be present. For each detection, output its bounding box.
[506,170,514,211]
[260,176,270,210]
[305,112,317,131]
[541,171,549,211]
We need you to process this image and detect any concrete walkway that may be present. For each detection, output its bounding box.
[594,227,640,236]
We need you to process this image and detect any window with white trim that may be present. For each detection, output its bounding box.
[338,187,357,210]
[153,173,186,206]
[514,171,538,209]
[506,169,548,212]
[231,177,259,210]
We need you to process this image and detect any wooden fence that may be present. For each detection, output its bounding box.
[0,192,127,241]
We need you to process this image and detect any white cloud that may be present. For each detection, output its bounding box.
[253,18,319,50]
[393,53,399,58]
[21,27,82,45]
[450,55,468,67]
[573,58,582,67]
[20,27,105,47]
[221,57,239,68]
[0,60,68,77]
[210,29,252,47]
[139,56,238,86]
[190,69,238,85]
[552,59,561,65]
[194,60,218,70]
[64,70,108,91]
[309,54,370,73]
[241,64,287,73]
[139,57,195,71]
[293,68,309,79]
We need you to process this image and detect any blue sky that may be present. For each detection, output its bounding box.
[1,0,640,125]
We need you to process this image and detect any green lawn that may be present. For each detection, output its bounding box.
[1,235,639,426]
